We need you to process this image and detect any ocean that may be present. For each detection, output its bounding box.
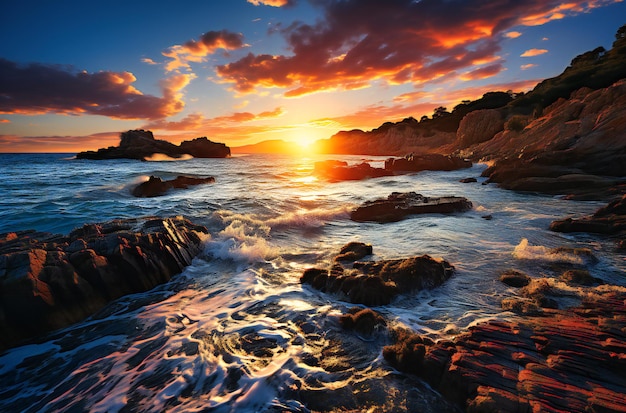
[0,153,623,412]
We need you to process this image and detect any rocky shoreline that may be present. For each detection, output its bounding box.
[0,216,208,351]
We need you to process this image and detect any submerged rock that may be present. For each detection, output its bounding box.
[301,243,454,306]
[382,290,626,412]
[339,308,387,336]
[499,269,531,288]
[131,175,215,197]
[76,129,230,160]
[350,192,472,223]
[0,216,208,351]
[334,242,373,262]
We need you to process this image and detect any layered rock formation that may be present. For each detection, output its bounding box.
[131,175,215,197]
[350,192,472,223]
[76,130,230,160]
[382,289,626,412]
[469,80,626,198]
[0,216,208,350]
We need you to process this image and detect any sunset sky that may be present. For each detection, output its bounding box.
[1,0,625,152]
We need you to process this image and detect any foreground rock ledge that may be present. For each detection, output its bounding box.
[0,216,208,351]
[383,290,626,412]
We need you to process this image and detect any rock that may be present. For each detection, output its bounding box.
[473,81,626,198]
[301,244,454,306]
[178,137,231,158]
[350,192,472,223]
[334,242,373,262]
[499,269,531,287]
[339,308,387,336]
[383,290,626,412]
[560,269,603,286]
[455,109,504,148]
[384,154,471,173]
[481,214,493,220]
[131,175,215,197]
[550,194,626,234]
[0,216,208,351]
[76,130,230,160]
[313,160,393,181]
[459,177,477,183]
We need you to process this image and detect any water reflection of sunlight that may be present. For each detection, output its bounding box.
[293,175,318,184]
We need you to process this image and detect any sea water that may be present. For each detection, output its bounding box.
[0,153,623,412]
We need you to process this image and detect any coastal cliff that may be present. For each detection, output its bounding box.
[76,129,231,160]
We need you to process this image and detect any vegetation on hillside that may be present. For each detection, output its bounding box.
[354,23,626,138]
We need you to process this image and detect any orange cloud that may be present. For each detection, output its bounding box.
[521,63,538,70]
[459,63,505,81]
[505,31,523,39]
[215,0,611,97]
[0,131,119,153]
[143,106,285,131]
[521,48,549,57]
[0,58,189,120]
[164,30,247,72]
[247,0,294,6]
[0,119,10,123]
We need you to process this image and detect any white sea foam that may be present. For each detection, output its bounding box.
[512,238,585,264]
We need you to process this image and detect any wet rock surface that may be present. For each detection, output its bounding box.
[131,175,215,197]
[382,289,626,412]
[76,129,230,160]
[301,243,454,306]
[350,191,472,223]
[313,160,393,181]
[551,194,626,235]
[0,216,208,351]
[384,154,471,173]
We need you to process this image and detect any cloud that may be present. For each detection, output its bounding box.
[521,63,538,70]
[163,30,247,72]
[521,48,548,57]
[0,119,10,123]
[215,0,615,97]
[247,0,295,6]
[505,31,523,39]
[0,131,120,153]
[459,63,505,81]
[141,58,158,65]
[143,106,285,131]
[0,59,192,120]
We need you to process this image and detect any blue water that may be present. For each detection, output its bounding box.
[0,153,623,412]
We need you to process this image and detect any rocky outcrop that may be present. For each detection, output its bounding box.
[550,194,626,235]
[472,80,626,199]
[384,154,471,173]
[313,160,393,181]
[301,243,454,306]
[0,216,208,350]
[131,175,215,197]
[76,130,230,160]
[456,109,504,148]
[350,192,472,223]
[313,128,456,156]
[382,289,626,412]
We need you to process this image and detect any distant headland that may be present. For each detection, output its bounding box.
[76,129,231,160]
